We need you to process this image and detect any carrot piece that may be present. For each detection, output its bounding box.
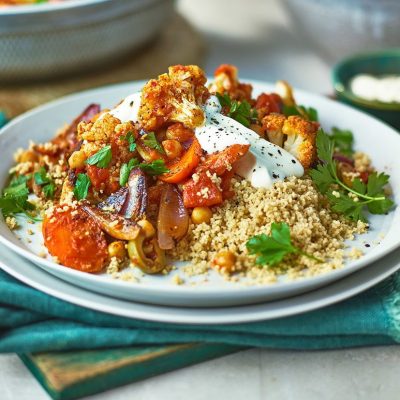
[43,207,108,273]
[159,138,203,184]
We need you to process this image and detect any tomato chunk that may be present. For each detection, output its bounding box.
[198,144,250,175]
[182,171,223,208]
[42,207,108,272]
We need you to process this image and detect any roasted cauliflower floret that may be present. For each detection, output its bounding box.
[139,65,208,131]
[282,116,319,169]
[262,113,286,147]
[209,64,253,102]
[77,113,120,143]
[275,80,295,107]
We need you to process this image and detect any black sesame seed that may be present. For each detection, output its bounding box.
[365,243,371,248]
[268,152,273,157]
[291,159,296,164]
[277,149,282,155]
[130,101,134,107]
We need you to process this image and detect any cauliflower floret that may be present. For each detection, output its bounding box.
[77,113,120,142]
[139,65,208,131]
[262,113,286,147]
[282,116,319,169]
[275,80,296,107]
[209,64,253,102]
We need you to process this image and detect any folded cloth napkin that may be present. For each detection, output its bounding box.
[1,268,400,353]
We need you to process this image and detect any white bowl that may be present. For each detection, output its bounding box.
[0,0,174,81]
[283,0,400,62]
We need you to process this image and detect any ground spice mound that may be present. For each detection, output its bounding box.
[170,176,368,283]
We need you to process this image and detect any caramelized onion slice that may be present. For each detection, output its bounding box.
[157,184,189,250]
[98,187,129,213]
[82,204,140,241]
[121,168,148,219]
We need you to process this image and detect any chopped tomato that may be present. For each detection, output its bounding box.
[86,165,110,190]
[198,144,250,175]
[182,172,223,208]
[165,123,194,142]
[42,207,108,272]
[160,138,202,184]
[220,169,235,200]
[255,93,282,118]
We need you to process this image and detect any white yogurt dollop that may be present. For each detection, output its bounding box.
[105,92,304,189]
[194,96,304,188]
[350,74,400,104]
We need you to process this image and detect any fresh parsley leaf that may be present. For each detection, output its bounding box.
[33,167,55,199]
[9,174,31,187]
[73,173,91,200]
[0,178,36,219]
[34,167,51,185]
[216,93,257,128]
[143,132,165,154]
[246,222,322,266]
[283,104,318,121]
[86,145,112,168]
[121,131,137,152]
[310,130,394,221]
[139,159,169,176]
[119,158,140,186]
[329,127,354,156]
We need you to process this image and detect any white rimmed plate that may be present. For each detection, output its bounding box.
[0,81,399,307]
[0,242,399,324]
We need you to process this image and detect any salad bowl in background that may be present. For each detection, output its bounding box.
[0,0,175,82]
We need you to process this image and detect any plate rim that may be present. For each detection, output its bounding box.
[0,243,399,324]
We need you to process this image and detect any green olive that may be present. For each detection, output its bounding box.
[127,233,165,274]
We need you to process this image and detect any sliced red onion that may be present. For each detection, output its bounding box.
[121,168,148,220]
[82,204,140,241]
[157,184,189,250]
[333,153,354,166]
[97,187,129,214]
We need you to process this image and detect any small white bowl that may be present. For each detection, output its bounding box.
[0,0,174,82]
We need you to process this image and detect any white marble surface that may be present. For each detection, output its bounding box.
[1,1,399,399]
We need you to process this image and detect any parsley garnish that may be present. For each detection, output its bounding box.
[0,176,36,220]
[143,132,165,154]
[329,127,354,156]
[121,131,137,152]
[216,93,258,128]
[310,130,394,222]
[283,104,318,122]
[119,158,169,186]
[246,222,322,266]
[85,145,112,168]
[73,173,91,200]
[34,167,55,199]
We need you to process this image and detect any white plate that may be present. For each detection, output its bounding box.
[0,242,399,324]
[0,81,399,307]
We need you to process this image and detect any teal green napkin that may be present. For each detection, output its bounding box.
[1,268,399,353]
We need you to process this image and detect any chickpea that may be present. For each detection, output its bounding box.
[108,241,127,260]
[213,251,236,273]
[68,150,87,169]
[162,139,182,159]
[191,207,212,224]
[166,123,194,141]
[18,150,38,163]
[138,219,156,239]
[143,242,154,255]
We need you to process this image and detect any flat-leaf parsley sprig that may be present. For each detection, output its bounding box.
[216,93,258,128]
[246,222,323,266]
[310,130,394,222]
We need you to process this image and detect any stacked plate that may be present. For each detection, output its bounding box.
[0,81,399,325]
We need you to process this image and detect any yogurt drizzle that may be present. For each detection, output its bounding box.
[105,92,304,189]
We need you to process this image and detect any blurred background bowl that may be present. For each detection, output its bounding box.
[282,0,400,63]
[0,0,174,82]
[332,50,400,130]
